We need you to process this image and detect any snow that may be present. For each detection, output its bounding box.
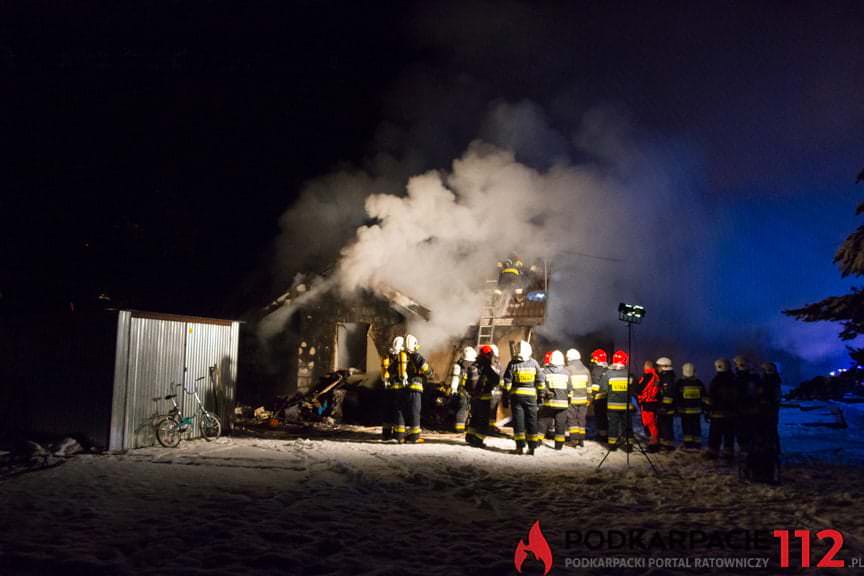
[2,421,864,575]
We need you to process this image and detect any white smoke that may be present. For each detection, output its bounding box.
[266,101,712,361]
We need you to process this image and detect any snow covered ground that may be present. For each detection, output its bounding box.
[2,413,864,575]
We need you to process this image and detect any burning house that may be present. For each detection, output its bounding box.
[254,261,549,426]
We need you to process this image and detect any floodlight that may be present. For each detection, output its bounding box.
[618,303,646,324]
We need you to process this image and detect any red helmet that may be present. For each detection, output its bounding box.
[542,351,553,366]
[612,349,628,365]
[590,349,608,364]
[479,345,493,357]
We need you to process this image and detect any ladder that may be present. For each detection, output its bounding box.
[476,280,499,349]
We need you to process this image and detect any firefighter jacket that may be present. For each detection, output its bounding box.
[635,368,660,411]
[590,363,608,400]
[705,371,738,418]
[754,373,782,417]
[467,357,500,400]
[566,360,592,406]
[503,358,545,398]
[657,370,678,415]
[541,365,571,409]
[405,351,431,392]
[735,369,761,416]
[676,376,705,415]
[601,365,634,411]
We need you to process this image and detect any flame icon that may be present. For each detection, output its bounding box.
[514,520,553,575]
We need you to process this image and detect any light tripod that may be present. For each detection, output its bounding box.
[596,303,660,475]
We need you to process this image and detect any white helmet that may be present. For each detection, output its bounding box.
[463,346,477,363]
[517,340,533,361]
[490,344,500,358]
[656,357,673,372]
[733,355,748,371]
[682,362,695,378]
[405,334,419,352]
[565,348,581,363]
[391,336,404,353]
[715,358,730,372]
[550,350,565,367]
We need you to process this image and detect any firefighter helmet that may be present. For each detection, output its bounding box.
[405,334,419,352]
[612,349,628,366]
[550,350,565,367]
[733,355,748,371]
[542,351,553,367]
[682,362,695,378]
[391,336,404,353]
[761,361,778,374]
[463,346,477,363]
[479,345,493,357]
[656,357,673,372]
[714,358,730,372]
[590,349,608,364]
[517,340,532,360]
[490,344,500,358]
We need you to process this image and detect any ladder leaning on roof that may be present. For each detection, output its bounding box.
[476,279,499,349]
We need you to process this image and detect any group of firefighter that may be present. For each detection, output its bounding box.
[379,335,782,464]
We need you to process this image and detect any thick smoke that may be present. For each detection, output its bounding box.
[267,102,713,359]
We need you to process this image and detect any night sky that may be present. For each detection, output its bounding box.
[2,1,862,378]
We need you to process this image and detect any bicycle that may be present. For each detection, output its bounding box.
[155,375,222,448]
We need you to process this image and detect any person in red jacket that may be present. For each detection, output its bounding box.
[635,359,661,453]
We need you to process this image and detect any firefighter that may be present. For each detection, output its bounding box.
[487,344,504,433]
[676,362,705,450]
[743,362,783,482]
[705,358,737,460]
[656,357,677,451]
[541,350,555,439]
[497,258,521,290]
[565,348,591,447]
[538,350,571,450]
[403,334,431,443]
[601,349,634,450]
[733,355,760,454]
[451,346,477,433]
[503,340,545,455]
[635,359,661,452]
[465,345,501,447]
[380,336,404,441]
[589,349,609,442]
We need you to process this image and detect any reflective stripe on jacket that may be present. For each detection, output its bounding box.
[566,360,591,406]
[542,366,571,409]
[676,377,705,414]
[602,366,634,411]
[503,358,545,397]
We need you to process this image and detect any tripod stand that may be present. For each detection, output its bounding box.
[596,319,660,475]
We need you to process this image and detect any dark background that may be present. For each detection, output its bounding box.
[1,1,863,378]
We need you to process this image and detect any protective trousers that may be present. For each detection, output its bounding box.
[403,390,422,442]
[640,409,659,448]
[382,387,396,440]
[539,407,569,449]
[659,413,676,449]
[607,409,632,447]
[680,414,702,448]
[465,397,490,445]
[454,392,469,433]
[489,390,503,429]
[566,405,587,442]
[391,389,407,441]
[708,417,735,457]
[593,398,608,440]
[511,395,539,450]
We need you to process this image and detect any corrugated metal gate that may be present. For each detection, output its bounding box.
[109,310,239,451]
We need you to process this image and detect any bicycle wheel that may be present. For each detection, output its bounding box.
[156,417,181,448]
[200,413,222,440]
